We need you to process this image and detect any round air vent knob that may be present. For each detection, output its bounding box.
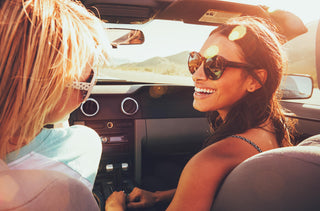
[80,98,99,117]
[121,97,139,116]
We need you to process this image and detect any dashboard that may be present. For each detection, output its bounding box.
[69,84,210,206]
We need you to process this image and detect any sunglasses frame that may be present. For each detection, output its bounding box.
[67,69,97,101]
[188,51,255,80]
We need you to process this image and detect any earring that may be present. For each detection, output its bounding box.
[248,87,255,93]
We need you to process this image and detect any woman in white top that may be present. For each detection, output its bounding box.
[0,0,109,190]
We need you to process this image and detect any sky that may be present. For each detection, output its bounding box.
[107,0,320,64]
[235,0,319,24]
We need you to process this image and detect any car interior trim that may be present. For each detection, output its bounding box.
[80,98,100,117]
[121,97,139,116]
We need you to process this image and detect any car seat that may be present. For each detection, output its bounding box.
[212,134,320,211]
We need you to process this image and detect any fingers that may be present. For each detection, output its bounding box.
[115,191,127,199]
[105,191,127,209]
[127,201,145,209]
[126,187,157,209]
[127,187,142,202]
[130,187,141,195]
[109,191,126,200]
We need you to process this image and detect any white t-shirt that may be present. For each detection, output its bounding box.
[6,125,102,190]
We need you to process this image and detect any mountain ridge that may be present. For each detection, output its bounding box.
[114,51,190,76]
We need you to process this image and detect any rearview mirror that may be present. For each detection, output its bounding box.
[280,74,313,99]
[107,28,145,48]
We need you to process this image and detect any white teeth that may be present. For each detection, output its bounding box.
[195,87,215,94]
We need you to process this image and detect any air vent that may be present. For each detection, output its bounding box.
[80,98,99,117]
[121,97,139,116]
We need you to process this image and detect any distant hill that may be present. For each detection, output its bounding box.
[165,51,190,65]
[112,51,190,76]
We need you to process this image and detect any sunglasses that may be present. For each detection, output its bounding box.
[67,69,97,101]
[188,51,255,80]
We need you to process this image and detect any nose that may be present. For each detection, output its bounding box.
[192,62,207,82]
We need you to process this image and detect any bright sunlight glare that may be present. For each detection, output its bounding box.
[233,0,319,24]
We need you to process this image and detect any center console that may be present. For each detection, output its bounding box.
[73,118,136,206]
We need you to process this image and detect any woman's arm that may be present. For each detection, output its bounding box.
[154,189,176,203]
[127,187,176,209]
[166,137,260,211]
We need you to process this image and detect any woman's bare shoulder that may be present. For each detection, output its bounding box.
[236,123,279,151]
[187,136,259,171]
[172,135,266,210]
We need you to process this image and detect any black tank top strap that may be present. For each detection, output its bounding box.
[230,135,262,153]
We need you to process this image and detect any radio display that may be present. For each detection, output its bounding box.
[109,135,128,143]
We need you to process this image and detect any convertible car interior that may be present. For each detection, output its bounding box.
[66,0,320,210]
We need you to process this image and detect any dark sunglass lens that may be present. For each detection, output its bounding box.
[188,52,201,74]
[205,58,223,80]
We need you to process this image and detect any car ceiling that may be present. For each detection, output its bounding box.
[81,0,308,41]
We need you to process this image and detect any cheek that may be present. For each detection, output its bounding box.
[192,69,249,112]
[218,77,248,104]
[69,90,84,111]
[45,90,83,124]
[194,78,247,112]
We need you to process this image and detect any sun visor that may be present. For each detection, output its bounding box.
[199,9,241,24]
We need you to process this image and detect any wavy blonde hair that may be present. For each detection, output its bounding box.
[0,0,109,158]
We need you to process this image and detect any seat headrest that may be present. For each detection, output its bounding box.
[212,134,320,211]
[298,134,320,147]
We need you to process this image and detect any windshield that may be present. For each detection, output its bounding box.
[100,20,214,84]
[100,17,319,90]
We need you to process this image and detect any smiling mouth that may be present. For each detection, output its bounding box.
[194,87,216,95]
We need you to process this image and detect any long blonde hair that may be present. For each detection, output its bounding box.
[0,0,109,158]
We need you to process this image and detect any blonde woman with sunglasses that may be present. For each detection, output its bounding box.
[106,16,296,211]
[0,0,109,193]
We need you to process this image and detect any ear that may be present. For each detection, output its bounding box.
[246,69,267,93]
